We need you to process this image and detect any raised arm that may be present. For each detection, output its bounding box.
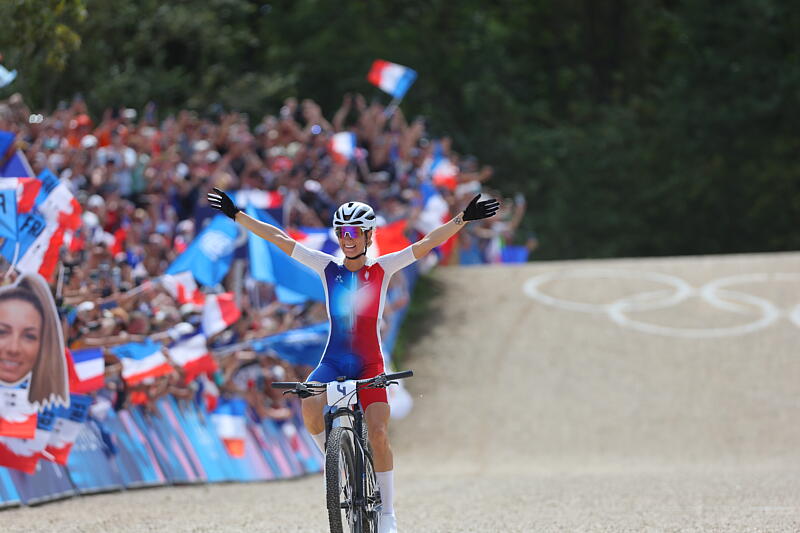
[207,188,296,255]
[411,194,500,259]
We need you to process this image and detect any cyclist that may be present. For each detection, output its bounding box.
[208,188,499,533]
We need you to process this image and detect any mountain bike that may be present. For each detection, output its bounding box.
[272,370,413,533]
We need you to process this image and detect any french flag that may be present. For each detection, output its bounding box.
[197,373,219,413]
[42,394,93,465]
[202,293,241,337]
[66,348,105,394]
[0,177,42,214]
[14,169,82,281]
[328,132,357,165]
[287,227,339,256]
[212,398,248,458]
[234,189,283,210]
[161,271,205,306]
[34,169,82,231]
[0,429,50,473]
[0,386,38,439]
[0,405,56,472]
[430,157,459,191]
[43,394,92,465]
[168,332,216,383]
[367,59,418,99]
[112,339,173,386]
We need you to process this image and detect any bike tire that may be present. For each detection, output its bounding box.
[326,427,356,533]
[361,441,380,532]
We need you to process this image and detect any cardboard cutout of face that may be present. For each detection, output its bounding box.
[0,273,68,409]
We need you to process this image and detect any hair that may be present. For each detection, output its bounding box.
[0,274,69,409]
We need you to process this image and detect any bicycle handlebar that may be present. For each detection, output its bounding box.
[271,370,414,391]
[272,381,303,389]
[384,370,413,381]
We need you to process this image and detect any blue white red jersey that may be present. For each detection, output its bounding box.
[290,242,416,379]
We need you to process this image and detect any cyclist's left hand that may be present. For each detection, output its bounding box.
[462,194,500,221]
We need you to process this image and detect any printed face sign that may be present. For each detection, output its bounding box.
[0,273,68,410]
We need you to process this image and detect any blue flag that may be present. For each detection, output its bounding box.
[0,65,16,88]
[245,205,324,303]
[0,130,13,157]
[0,212,46,262]
[0,130,32,178]
[250,322,329,367]
[35,168,61,206]
[167,215,239,286]
[0,189,16,241]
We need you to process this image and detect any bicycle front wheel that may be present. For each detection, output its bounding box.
[326,427,356,533]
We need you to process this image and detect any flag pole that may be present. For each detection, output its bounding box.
[4,241,19,280]
[383,97,403,119]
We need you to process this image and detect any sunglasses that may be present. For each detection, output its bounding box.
[335,226,364,239]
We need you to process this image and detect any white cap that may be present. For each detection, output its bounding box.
[87,194,105,208]
[76,301,95,313]
[80,134,98,149]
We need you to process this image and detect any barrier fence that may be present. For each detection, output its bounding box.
[0,396,322,508]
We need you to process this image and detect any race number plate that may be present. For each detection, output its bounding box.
[327,380,358,407]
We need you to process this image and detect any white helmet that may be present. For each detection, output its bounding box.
[333,201,377,230]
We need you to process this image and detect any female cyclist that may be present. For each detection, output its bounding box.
[208,188,499,533]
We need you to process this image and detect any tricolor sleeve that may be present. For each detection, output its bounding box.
[376,245,417,277]
[290,241,334,275]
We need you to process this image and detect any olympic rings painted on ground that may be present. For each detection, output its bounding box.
[522,269,800,339]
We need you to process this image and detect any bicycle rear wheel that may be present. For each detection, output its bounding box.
[326,427,356,533]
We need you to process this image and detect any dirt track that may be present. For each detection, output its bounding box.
[5,252,800,532]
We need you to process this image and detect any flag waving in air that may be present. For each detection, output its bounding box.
[201,293,241,337]
[367,60,418,99]
[168,332,216,383]
[167,215,239,286]
[0,130,35,178]
[328,132,357,165]
[66,348,105,394]
[0,187,16,241]
[112,339,173,386]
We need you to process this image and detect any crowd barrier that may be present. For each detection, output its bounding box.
[0,245,422,510]
[0,396,322,508]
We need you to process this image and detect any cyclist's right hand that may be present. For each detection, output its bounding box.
[207,187,240,220]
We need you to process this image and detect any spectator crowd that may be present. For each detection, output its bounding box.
[0,90,531,418]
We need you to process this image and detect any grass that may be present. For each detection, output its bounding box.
[391,272,446,371]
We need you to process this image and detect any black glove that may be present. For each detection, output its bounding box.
[207,187,240,220]
[462,194,500,221]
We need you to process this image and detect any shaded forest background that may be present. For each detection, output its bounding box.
[1,0,798,259]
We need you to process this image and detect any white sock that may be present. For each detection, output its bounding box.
[312,431,326,454]
[376,470,394,516]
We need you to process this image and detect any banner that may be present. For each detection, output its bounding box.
[65,421,124,494]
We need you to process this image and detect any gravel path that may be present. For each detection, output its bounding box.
[4,252,800,532]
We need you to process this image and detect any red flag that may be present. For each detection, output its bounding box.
[375,220,412,255]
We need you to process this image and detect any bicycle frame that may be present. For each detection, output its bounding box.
[323,383,374,518]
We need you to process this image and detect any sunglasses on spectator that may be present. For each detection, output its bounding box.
[335,226,364,239]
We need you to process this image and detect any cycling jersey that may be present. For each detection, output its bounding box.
[290,242,416,408]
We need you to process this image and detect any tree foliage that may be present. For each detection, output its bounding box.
[1,0,798,258]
